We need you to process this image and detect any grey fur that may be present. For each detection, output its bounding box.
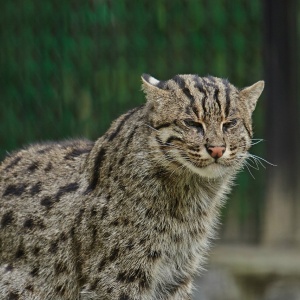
[0,74,264,299]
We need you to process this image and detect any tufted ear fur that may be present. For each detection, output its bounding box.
[141,74,170,109]
[240,81,265,114]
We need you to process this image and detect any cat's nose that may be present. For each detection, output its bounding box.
[207,146,226,159]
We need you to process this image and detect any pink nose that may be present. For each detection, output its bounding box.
[207,146,226,159]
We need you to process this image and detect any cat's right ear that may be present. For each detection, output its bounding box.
[141,74,168,93]
[141,74,170,108]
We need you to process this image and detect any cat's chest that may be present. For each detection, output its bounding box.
[148,219,204,298]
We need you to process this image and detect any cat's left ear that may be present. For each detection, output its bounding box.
[240,81,264,113]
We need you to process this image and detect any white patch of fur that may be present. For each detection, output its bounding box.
[148,76,160,86]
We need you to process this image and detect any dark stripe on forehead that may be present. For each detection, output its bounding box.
[173,76,194,101]
[221,79,231,117]
[205,76,218,89]
[193,76,208,116]
[173,75,186,89]
[174,75,200,118]
[213,89,222,113]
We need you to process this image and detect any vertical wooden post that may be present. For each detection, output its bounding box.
[262,0,299,245]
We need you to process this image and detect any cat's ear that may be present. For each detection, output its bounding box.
[141,74,167,93]
[240,81,265,113]
[141,74,170,109]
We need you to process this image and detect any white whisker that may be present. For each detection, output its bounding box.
[249,154,277,167]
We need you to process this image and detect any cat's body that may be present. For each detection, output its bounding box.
[0,74,264,300]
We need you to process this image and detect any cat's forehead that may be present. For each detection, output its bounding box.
[161,74,237,94]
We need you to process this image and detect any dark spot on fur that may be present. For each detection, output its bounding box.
[77,209,85,225]
[55,262,67,274]
[56,182,79,201]
[109,247,119,261]
[91,226,97,245]
[148,250,161,261]
[1,211,13,226]
[44,162,53,172]
[85,148,106,193]
[90,206,97,217]
[3,184,26,197]
[5,264,14,272]
[4,156,21,171]
[172,233,183,243]
[103,231,110,239]
[119,293,130,300]
[64,148,91,160]
[15,247,25,259]
[165,276,190,296]
[37,146,53,154]
[8,292,19,300]
[56,285,66,295]
[117,271,127,282]
[60,232,67,242]
[49,241,58,253]
[30,267,39,277]
[30,182,42,196]
[90,279,98,290]
[100,206,108,219]
[40,196,54,208]
[123,218,129,226]
[33,247,40,256]
[117,269,149,289]
[25,285,34,292]
[139,237,147,245]
[37,220,46,229]
[184,185,190,193]
[28,162,39,172]
[111,219,119,226]
[70,227,75,237]
[23,218,34,229]
[107,287,113,293]
[145,208,153,219]
[106,193,111,202]
[126,239,134,251]
[98,258,107,271]
[118,157,125,165]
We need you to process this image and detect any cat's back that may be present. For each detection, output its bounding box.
[0,139,93,251]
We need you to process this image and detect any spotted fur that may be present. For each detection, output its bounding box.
[0,74,264,299]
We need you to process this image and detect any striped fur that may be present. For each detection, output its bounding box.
[0,74,263,299]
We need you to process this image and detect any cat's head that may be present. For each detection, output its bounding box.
[142,74,264,179]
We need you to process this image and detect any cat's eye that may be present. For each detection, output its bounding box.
[183,119,204,133]
[222,119,238,131]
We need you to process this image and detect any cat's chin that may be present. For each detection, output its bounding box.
[187,161,231,179]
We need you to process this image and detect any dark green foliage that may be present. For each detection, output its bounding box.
[0,0,264,241]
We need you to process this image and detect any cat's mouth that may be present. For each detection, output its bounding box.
[176,154,234,178]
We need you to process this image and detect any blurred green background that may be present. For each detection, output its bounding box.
[0,0,268,243]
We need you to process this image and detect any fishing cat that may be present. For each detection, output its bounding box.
[0,74,264,299]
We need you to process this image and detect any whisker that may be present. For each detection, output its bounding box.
[251,138,265,146]
[249,154,277,167]
[245,158,260,170]
[244,163,255,179]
